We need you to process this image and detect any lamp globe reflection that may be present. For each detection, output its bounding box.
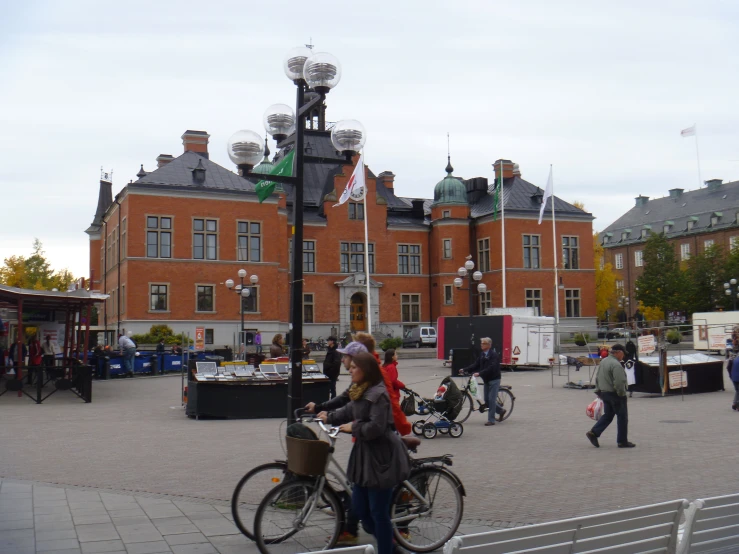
[227,130,264,167]
[303,52,341,93]
[331,119,366,153]
[263,104,295,142]
[283,46,313,81]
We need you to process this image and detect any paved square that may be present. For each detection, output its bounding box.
[1,356,739,552]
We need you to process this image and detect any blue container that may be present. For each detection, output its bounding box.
[163,354,184,372]
[134,354,153,374]
[108,356,125,376]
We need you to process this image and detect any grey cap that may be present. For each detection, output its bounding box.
[336,341,368,357]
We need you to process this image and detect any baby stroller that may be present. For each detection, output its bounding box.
[402,376,464,439]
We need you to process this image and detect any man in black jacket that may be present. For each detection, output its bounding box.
[322,336,342,399]
[459,337,506,426]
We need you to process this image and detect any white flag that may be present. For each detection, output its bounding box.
[334,153,365,206]
[681,125,696,137]
[538,167,553,225]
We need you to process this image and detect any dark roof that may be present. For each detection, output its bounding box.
[133,151,256,193]
[469,176,590,219]
[85,179,113,235]
[601,180,739,246]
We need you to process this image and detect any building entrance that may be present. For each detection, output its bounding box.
[350,293,366,332]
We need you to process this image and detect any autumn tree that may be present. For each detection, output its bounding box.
[0,239,76,291]
[594,232,618,321]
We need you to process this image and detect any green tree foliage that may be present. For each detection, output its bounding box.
[0,239,76,291]
[635,233,685,315]
[683,244,726,313]
[131,325,192,345]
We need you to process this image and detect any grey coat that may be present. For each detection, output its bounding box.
[327,381,411,489]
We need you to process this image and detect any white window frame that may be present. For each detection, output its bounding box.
[442,239,452,259]
[443,284,453,305]
[634,250,643,267]
[681,243,691,261]
[149,283,170,312]
[237,220,262,262]
[614,253,623,270]
[193,218,219,260]
[477,237,491,272]
[525,289,542,315]
[146,215,173,259]
[195,284,216,313]
[704,239,714,250]
[479,290,492,314]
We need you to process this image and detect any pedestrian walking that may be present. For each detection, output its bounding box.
[382,348,405,396]
[254,330,262,355]
[42,335,58,378]
[730,353,739,411]
[586,343,636,448]
[459,337,506,425]
[322,336,341,399]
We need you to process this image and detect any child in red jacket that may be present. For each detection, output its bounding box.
[382,349,405,393]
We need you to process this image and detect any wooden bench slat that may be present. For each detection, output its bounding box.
[690,524,739,545]
[574,523,673,552]
[694,513,739,532]
[697,494,739,509]
[696,503,739,520]
[575,512,680,540]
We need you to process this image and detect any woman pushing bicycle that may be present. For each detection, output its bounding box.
[315,352,411,554]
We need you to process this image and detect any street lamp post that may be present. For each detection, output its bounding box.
[225,270,259,353]
[226,48,364,423]
[724,279,739,311]
[453,259,487,317]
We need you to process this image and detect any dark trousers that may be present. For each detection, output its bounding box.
[352,484,394,554]
[591,392,629,444]
[328,378,337,399]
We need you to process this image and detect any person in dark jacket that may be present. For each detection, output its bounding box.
[731,354,739,411]
[459,337,505,426]
[322,336,342,399]
[269,334,284,358]
[317,352,411,554]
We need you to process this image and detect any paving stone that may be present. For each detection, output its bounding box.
[34,520,77,531]
[76,522,121,543]
[0,535,35,549]
[79,539,126,553]
[116,522,164,544]
[73,514,113,525]
[0,510,35,521]
[35,513,74,524]
[164,532,209,546]
[35,537,81,551]
[125,540,172,554]
[0,528,35,540]
[142,505,185,519]
[206,534,250,547]
[172,502,219,515]
[35,505,72,516]
[110,516,152,527]
[36,529,78,541]
[0,519,34,531]
[170,544,218,554]
[107,508,147,518]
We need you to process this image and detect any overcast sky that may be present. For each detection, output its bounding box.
[1,0,738,279]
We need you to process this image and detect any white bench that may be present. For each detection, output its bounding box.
[678,493,739,553]
[443,499,688,554]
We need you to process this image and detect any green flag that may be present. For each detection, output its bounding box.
[255,150,294,203]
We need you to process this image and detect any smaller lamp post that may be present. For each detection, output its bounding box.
[724,278,739,311]
[225,270,260,347]
[453,259,487,317]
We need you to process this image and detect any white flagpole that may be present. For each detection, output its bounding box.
[362,155,372,333]
[500,160,507,308]
[694,124,703,188]
[550,165,559,326]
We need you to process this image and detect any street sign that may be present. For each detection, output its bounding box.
[668,370,688,389]
[638,335,656,355]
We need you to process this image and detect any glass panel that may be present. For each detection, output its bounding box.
[160,217,171,229]
[147,217,158,229]
[250,236,260,262]
[147,232,158,258]
[251,222,260,234]
[238,236,248,261]
[193,219,204,231]
[193,234,204,259]
[238,222,248,233]
[206,220,217,232]
[160,233,171,258]
[206,235,217,260]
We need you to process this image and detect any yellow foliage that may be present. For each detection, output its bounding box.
[594,232,618,320]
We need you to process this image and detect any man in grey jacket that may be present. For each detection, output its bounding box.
[586,344,636,448]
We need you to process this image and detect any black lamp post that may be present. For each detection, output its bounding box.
[225,269,259,348]
[226,47,364,423]
[724,279,739,310]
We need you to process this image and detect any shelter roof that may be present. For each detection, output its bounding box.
[0,285,108,310]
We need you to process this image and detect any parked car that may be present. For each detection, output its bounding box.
[402,326,437,348]
[597,326,609,339]
[608,327,627,339]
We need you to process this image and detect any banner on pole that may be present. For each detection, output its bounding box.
[195,327,205,351]
[638,334,656,355]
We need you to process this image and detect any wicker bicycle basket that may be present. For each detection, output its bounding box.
[286,436,330,476]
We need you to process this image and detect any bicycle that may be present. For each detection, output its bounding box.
[251,409,465,553]
[454,375,515,424]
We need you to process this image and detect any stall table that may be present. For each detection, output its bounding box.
[630,353,724,395]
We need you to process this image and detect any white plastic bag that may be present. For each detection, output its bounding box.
[468,377,484,403]
[586,397,604,420]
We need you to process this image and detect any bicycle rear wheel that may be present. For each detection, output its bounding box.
[254,479,343,554]
[231,461,288,540]
[496,388,515,421]
[455,392,475,423]
[391,467,464,552]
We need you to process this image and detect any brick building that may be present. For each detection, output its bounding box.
[601,178,739,318]
[86,128,596,347]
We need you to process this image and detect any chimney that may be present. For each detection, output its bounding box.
[182,130,210,159]
[635,195,649,207]
[378,171,395,193]
[493,159,515,180]
[411,199,426,219]
[512,163,521,177]
[156,154,174,168]
[706,178,723,189]
[668,188,684,198]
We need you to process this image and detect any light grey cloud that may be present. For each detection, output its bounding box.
[1,0,737,277]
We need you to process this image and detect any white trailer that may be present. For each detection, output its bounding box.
[692,311,739,352]
[508,315,556,367]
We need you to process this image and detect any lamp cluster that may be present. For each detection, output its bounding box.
[226,48,365,170]
[454,259,487,295]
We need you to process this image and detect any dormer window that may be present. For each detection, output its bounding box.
[603,235,610,244]
[663,221,674,234]
[710,212,722,227]
[640,225,651,239]
[687,216,698,231]
[621,229,631,242]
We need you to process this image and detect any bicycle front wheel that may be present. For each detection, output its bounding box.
[254,479,343,554]
[455,392,475,423]
[496,388,515,421]
[231,461,288,540]
[391,468,464,552]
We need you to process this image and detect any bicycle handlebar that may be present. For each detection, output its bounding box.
[295,407,342,439]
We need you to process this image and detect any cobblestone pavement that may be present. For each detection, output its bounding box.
[1,355,738,552]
